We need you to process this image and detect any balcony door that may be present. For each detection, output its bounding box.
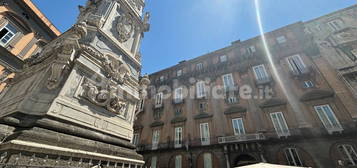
[232,118,245,135]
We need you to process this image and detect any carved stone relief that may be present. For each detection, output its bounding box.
[81,78,129,117]
[116,13,135,43]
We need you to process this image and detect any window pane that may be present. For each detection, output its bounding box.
[175,155,182,168]
[151,156,157,168]
[322,105,340,128]
[203,153,212,168]
[315,106,332,129]
[5,24,17,33]
[0,28,9,39]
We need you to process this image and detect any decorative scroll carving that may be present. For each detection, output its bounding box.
[82,79,128,116]
[117,14,134,43]
[103,55,130,84]
[46,22,88,90]
[80,45,133,85]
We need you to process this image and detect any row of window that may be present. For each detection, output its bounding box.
[134,104,343,150]
[157,35,288,82]
[285,144,357,167]
[150,152,214,168]
[148,144,357,168]
[150,54,314,108]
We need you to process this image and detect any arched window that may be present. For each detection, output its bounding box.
[337,144,357,166]
[284,147,303,166]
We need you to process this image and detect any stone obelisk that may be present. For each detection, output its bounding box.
[0,0,150,167]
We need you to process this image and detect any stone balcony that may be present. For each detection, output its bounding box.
[255,76,273,85]
[172,98,184,105]
[290,66,312,78]
[218,133,266,144]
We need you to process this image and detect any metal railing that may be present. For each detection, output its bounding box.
[218,133,266,144]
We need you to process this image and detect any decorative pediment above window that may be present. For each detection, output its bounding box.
[194,113,213,120]
[150,121,164,127]
[300,89,334,102]
[259,98,286,108]
[171,116,187,124]
[224,106,247,115]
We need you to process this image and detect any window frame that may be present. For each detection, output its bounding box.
[138,98,145,111]
[314,104,343,133]
[174,127,183,148]
[219,55,227,63]
[327,19,343,31]
[270,112,290,137]
[132,133,140,146]
[247,45,256,54]
[252,64,269,81]
[151,156,158,168]
[337,144,357,166]
[174,87,183,102]
[152,129,160,150]
[284,147,303,166]
[175,155,182,168]
[196,81,206,98]
[227,96,237,104]
[232,118,246,135]
[203,153,213,168]
[0,22,18,47]
[155,92,163,107]
[222,73,235,90]
[276,35,287,44]
[303,80,314,88]
[177,69,182,77]
[196,63,204,70]
[200,123,210,145]
[287,54,307,74]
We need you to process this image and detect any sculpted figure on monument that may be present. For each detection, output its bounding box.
[82,79,128,116]
[103,55,130,84]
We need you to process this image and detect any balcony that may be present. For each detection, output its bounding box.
[224,85,239,92]
[218,133,266,144]
[255,76,272,85]
[290,67,312,77]
[153,103,164,109]
[172,98,184,105]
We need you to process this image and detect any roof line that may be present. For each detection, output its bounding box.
[23,0,61,36]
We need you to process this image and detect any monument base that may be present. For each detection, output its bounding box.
[0,116,144,168]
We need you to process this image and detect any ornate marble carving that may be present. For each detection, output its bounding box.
[143,12,150,32]
[103,55,131,84]
[116,14,134,43]
[82,78,128,115]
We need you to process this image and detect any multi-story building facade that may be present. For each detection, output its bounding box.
[305,5,357,116]
[135,5,357,168]
[0,0,60,91]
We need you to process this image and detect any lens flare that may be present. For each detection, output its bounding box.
[254,0,309,128]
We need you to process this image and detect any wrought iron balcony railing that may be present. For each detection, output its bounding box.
[218,133,266,144]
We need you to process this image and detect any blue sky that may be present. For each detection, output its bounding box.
[32,0,356,74]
